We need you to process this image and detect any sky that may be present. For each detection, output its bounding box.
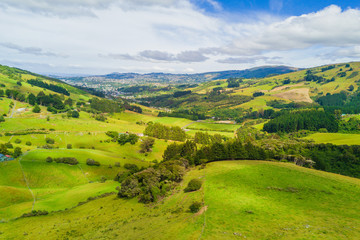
[1,0,360,75]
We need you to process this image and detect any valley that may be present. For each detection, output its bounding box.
[0,62,360,239]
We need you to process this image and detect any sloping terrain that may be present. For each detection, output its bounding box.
[1,161,359,239]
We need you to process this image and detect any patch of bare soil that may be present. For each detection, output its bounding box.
[195,206,208,216]
[274,88,312,103]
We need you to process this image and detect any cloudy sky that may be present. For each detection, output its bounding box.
[1,0,360,75]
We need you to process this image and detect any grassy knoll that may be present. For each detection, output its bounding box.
[304,133,360,145]
[1,161,359,239]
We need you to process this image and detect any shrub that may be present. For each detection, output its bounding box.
[13,147,22,158]
[253,92,265,97]
[5,142,13,149]
[46,157,53,163]
[139,137,155,153]
[25,141,32,146]
[0,115,5,122]
[32,104,41,113]
[114,171,131,182]
[124,163,140,173]
[184,179,202,192]
[54,157,78,165]
[20,210,48,218]
[189,202,202,213]
[86,158,100,166]
[45,138,55,144]
[14,139,22,144]
[67,144,72,149]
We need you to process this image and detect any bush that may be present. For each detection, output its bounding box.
[253,92,265,97]
[54,157,78,165]
[20,210,48,218]
[189,202,202,213]
[5,142,13,149]
[14,139,22,144]
[184,179,202,192]
[25,141,32,146]
[86,158,100,166]
[13,147,22,158]
[71,110,80,118]
[124,163,140,173]
[45,138,55,144]
[32,104,41,113]
[67,144,72,149]
[46,157,53,163]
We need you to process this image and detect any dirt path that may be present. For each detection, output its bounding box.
[182,121,197,130]
[18,151,36,211]
[78,164,90,183]
[9,101,16,118]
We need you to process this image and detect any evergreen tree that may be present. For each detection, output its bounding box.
[32,104,41,113]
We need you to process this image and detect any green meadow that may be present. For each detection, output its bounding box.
[1,161,359,239]
[304,133,360,145]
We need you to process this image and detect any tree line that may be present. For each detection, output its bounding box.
[28,79,70,96]
[263,109,338,133]
[144,123,186,141]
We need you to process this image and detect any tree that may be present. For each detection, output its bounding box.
[71,110,79,118]
[184,179,202,192]
[86,158,100,166]
[348,85,355,91]
[64,98,73,106]
[0,115,5,122]
[189,202,202,213]
[32,104,41,113]
[13,147,22,158]
[140,137,155,153]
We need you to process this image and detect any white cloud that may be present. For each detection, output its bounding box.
[204,0,222,11]
[1,3,360,74]
[0,0,182,17]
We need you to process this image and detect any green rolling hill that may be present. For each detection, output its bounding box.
[1,161,359,239]
[0,63,360,239]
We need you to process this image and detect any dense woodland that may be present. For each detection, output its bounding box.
[144,123,186,141]
[28,79,70,96]
[263,109,338,133]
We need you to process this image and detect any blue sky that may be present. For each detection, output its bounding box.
[0,0,360,74]
[199,0,360,15]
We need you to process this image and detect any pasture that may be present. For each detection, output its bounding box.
[1,161,359,239]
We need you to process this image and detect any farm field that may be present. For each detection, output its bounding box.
[1,161,359,239]
[304,133,360,145]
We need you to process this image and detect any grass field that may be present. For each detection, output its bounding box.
[304,133,360,145]
[0,103,189,221]
[1,160,359,239]
[186,122,240,132]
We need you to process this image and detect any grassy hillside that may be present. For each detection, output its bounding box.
[1,63,360,239]
[1,161,359,239]
[0,64,92,103]
[304,133,360,145]
[134,62,359,114]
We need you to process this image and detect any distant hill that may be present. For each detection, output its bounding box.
[62,66,299,85]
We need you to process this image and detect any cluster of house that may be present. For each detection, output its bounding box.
[0,153,14,162]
